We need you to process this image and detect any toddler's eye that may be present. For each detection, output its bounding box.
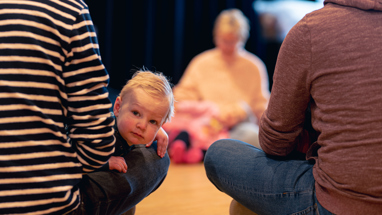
[132,111,139,116]
[149,120,157,125]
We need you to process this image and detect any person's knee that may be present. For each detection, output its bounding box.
[160,153,170,174]
[204,139,232,171]
[205,139,229,159]
[146,153,170,195]
[126,145,170,177]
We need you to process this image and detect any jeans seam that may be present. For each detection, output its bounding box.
[221,177,314,197]
[290,205,314,215]
[315,203,320,215]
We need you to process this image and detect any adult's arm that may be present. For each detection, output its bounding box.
[219,54,270,127]
[247,53,270,121]
[259,17,312,156]
[172,57,202,101]
[64,6,115,173]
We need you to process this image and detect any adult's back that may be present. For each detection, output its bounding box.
[205,1,382,214]
[260,0,382,213]
[0,0,115,214]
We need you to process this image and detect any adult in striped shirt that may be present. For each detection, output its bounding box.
[0,0,115,214]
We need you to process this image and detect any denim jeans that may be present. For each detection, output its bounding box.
[204,139,333,215]
[69,142,170,215]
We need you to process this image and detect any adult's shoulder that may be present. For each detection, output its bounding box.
[239,50,267,72]
[64,0,88,10]
[240,50,263,63]
[188,48,220,65]
[38,0,88,17]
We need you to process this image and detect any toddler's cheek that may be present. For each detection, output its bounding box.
[117,120,130,134]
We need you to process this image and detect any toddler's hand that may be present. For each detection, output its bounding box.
[108,156,127,173]
[147,127,168,158]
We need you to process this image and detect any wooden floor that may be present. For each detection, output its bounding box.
[135,162,232,215]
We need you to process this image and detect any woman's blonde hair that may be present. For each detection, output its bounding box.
[213,8,250,43]
[119,70,174,123]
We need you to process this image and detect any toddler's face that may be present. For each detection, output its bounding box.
[113,88,169,146]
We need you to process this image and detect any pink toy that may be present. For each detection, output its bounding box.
[163,101,229,164]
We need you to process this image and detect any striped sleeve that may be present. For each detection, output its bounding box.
[63,4,116,173]
[0,0,114,214]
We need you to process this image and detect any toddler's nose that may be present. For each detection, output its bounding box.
[136,119,147,130]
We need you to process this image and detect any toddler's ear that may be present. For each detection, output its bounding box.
[113,96,122,117]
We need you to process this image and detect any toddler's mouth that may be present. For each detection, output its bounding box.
[132,132,143,138]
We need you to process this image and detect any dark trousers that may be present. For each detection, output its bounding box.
[68,143,170,215]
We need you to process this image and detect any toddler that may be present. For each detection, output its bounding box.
[78,70,174,215]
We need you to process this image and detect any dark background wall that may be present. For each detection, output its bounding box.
[85,0,278,92]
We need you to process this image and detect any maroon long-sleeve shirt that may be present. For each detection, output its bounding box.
[259,0,382,214]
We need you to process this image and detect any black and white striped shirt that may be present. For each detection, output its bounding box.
[0,0,115,214]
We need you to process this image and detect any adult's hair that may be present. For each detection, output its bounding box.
[213,9,250,44]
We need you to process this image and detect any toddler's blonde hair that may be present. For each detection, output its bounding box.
[119,70,174,123]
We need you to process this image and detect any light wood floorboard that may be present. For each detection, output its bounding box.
[135,162,232,215]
